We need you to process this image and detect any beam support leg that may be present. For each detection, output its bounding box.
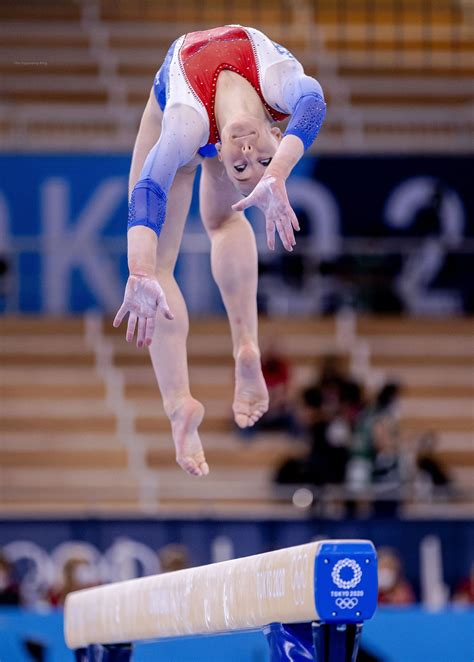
[264,621,364,661]
[74,644,133,661]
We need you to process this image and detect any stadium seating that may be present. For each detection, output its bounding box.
[0,0,472,151]
[1,315,472,515]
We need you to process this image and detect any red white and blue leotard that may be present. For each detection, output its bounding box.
[129,25,326,236]
[162,26,290,147]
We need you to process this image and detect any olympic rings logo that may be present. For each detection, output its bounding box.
[331,558,362,590]
[290,551,308,606]
[335,597,359,610]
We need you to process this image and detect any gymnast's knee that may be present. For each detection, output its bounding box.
[201,211,245,237]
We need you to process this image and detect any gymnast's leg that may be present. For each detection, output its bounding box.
[130,90,208,477]
[199,156,269,428]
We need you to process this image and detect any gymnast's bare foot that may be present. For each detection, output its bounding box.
[233,344,269,428]
[169,397,209,477]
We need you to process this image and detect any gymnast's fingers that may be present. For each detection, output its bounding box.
[126,312,138,343]
[275,217,292,252]
[266,216,276,251]
[145,315,156,346]
[136,316,146,348]
[290,208,300,232]
[157,290,174,321]
[283,216,296,247]
[231,189,256,212]
[113,302,128,328]
[232,198,249,212]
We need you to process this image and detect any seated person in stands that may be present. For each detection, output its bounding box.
[415,431,451,491]
[158,544,191,573]
[347,382,401,487]
[113,25,326,476]
[242,338,295,434]
[377,547,415,606]
[452,561,474,605]
[275,385,349,486]
[48,557,98,607]
[0,552,20,606]
[370,414,406,515]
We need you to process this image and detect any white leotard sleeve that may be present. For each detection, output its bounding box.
[140,103,207,192]
[263,60,325,115]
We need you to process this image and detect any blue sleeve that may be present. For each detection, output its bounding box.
[127,105,206,237]
[284,92,327,151]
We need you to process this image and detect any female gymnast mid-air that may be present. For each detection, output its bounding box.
[113,25,326,477]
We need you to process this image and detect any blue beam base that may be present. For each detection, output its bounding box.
[264,621,364,662]
[74,643,133,661]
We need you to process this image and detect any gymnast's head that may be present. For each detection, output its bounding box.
[216,116,282,196]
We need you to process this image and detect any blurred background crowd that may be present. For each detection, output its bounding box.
[1,539,473,610]
[259,349,455,513]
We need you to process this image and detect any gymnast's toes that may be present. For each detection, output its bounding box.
[234,405,268,429]
[177,454,209,477]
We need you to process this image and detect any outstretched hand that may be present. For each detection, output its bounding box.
[113,274,173,348]
[231,176,300,251]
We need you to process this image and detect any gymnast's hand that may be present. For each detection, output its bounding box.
[113,274,174,348]
[231,176,299,252]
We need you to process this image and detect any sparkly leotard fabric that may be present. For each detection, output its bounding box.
[179,26,289,144]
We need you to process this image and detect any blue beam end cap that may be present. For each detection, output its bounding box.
[314,541,378,624]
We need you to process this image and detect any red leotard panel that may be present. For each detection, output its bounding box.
[179,26,289,144]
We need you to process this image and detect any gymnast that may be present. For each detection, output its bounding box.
[114,25,326,477]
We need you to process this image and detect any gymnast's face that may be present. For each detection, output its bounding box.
[217,118,282,196]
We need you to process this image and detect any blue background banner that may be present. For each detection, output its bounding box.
[0,518,472,599]
[0,154,472,313]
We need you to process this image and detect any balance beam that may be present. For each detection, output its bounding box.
[65,539,377,661]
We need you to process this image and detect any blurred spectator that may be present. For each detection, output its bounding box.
[377,548,415,606]
[275,385,349,486]
[305,385,349,486]
[416,432,451,489]
[371,415,407,515]
[48,557,99,606]
[0,552,20,606]
[372,416,402,486]
[358,382,401,456]
[347,382,402,488]
[452,561,474,605]
[340,379,365,430]
[158,544,191,573]
[252,340,294,434]
[318,354,346,420]
[316,355,364,428]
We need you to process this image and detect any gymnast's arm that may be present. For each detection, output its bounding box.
[127,104,205,276]
[232,71,326,251]
[269,72,326,178]
[114,104,206,346]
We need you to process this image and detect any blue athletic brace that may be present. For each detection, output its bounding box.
[127,177,167,237]
[284,92,327,151]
